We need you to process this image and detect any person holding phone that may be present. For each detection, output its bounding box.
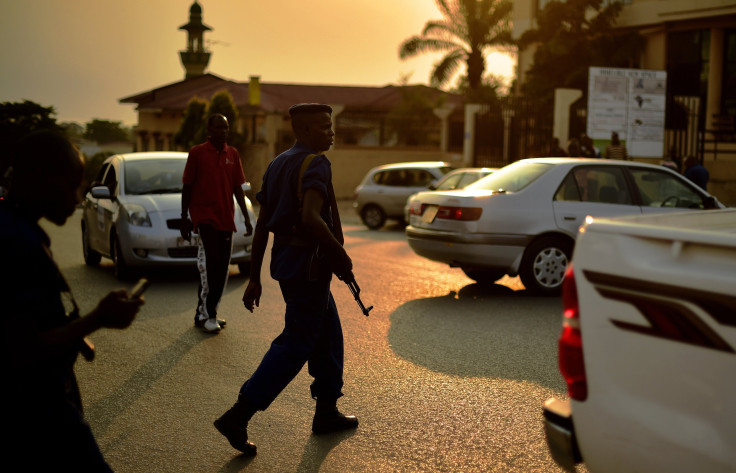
[0,131,145,471]
[181,114,253,334]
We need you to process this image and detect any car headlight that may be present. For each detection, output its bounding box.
[125,203,152,227]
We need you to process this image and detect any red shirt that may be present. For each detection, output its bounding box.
[182,140,245,232]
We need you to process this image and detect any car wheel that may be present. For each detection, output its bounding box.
[519,237,572,296]
[111,234,133,280]
[237,262,251,276]
[462,268,505,284]
[81,222,101,266]
[361,204,386,230]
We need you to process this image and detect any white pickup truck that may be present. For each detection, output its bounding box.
[543,209,736,472]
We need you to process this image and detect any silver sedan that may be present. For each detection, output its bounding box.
[81,152,256,280]
[406,158,724,295]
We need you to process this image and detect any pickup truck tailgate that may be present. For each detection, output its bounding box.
[553,209,736,473]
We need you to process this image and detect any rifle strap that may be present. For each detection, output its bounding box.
[296,153,343,245]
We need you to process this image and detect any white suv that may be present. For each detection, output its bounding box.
[353,161,454,229]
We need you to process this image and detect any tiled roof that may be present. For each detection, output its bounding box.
[120,73,463,114]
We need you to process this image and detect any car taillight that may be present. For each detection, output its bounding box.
[436,206,482,221]
[409,202,424,216]
[559,263,587,401]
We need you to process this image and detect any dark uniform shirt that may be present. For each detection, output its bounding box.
[0,200,81,409]
[257,143,334,281]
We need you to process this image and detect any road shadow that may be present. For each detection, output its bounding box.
[216,454,255,472]
[85,327,213,436]
[387,282,565,391]
[295,429,357,473]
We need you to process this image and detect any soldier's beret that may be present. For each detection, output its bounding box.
[288,103,333,116]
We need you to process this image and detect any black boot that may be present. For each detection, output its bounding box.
[214,396,257,456]
[312,398,359,435]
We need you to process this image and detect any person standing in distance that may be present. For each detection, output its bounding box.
[683,155,709,191]
[181,114,253,334]
[0,131,144,471]
[214,104,357,456]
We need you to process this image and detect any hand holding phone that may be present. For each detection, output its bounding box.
[129,278,150,299]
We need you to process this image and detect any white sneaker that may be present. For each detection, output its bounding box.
[201,318,222,333]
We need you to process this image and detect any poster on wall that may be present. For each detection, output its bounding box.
[587,67,667,158]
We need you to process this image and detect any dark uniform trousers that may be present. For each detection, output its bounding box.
[240,278,344,409]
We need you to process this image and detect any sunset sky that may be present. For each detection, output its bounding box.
[1,0,515,126]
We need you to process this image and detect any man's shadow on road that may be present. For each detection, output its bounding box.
[295,429,357,473]
[387,281,566,390]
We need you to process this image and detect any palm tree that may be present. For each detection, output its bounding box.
[399,0,513,92]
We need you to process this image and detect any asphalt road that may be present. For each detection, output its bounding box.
[41,205,584,473]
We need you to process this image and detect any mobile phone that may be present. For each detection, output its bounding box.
[129,278,150,298]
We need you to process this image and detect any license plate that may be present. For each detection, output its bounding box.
[422,205,439,224]
[177,236,200,247]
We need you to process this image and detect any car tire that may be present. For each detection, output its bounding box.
[519,237,573,296]
[237,262,251,276]
[81,221,102,266]
[361,204,386,230]
[462,268,505,284]
[111,234,133,281]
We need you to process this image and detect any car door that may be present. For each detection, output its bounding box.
[375,169,416,217]
[96,161,120,255]
[626,167,712,214]
[552,165,641,236]
[84,161,111,251]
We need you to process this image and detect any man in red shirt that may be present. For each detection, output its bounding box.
[181,114,253,333]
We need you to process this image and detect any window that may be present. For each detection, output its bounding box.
[722,29,736,117]
[94,162,110,185]
[555,166,632,204]
[436,174,463,191]
[667,29,710,98]
[102,164,117,194]
[124,159,187,195]
[629,169,706,209]
[468,161,552,193]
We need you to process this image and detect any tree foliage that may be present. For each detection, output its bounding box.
[207,89,245,149]
[83,119,130,144]
[519,0,644,104]
[174,89,245,151]
[399,0,513,92]
[387,85,445,146]
[175,97,208,150]
[0,100,63,173]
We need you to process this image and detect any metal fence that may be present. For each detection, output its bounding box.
[474,97,553,167]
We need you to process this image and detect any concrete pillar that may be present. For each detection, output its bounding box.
[463,104,483,167]
[554,88,583,145]
[706,27,725,131]
[433,105,455,152]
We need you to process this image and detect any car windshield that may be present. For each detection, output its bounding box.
[124,159,186,195]
[466,161,552,193]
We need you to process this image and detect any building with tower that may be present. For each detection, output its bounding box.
[120,1,465,198]
[178,1,212,79]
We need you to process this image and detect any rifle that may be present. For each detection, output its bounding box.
[340,272,373,317]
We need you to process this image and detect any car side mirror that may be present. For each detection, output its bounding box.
[90,186,112,200]
[703,196,717,209]
[428,184,437,191]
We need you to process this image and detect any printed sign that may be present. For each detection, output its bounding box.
[588,67,667,158]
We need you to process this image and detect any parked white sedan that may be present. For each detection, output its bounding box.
[82,152,256,280]
[406,158,724,295]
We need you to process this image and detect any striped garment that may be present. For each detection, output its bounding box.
[605,144,628,160]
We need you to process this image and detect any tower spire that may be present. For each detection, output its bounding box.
[179,1,213,79]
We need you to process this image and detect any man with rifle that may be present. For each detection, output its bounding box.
[214,103,358,456]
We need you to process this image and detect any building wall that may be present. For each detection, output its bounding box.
[241,143,462,201]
